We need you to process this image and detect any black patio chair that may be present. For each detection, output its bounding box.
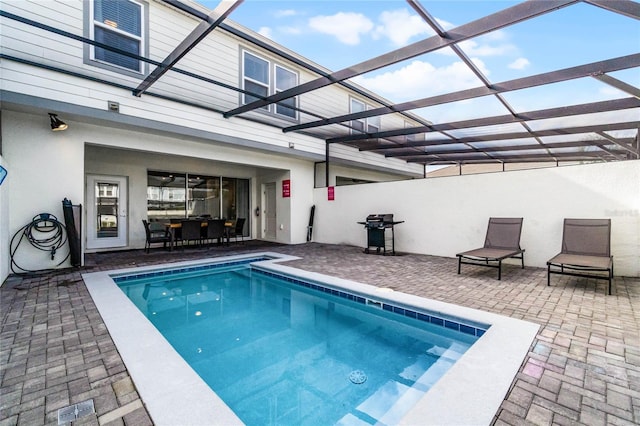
[180,220,203,249]
[142,219,171,253]
[205,219,227,247]
[229,218,246,244]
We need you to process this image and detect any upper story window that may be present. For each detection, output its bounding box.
[243,52,269,110]
[404,121,426,141]
[350,99,365,133]
[275,65,297,118]
[367,107,380,133]
[350,99,379,134]
[86,0,147,75]
[405,121,416,141]
[242,50,298,119]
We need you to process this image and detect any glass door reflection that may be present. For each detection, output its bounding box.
[96,182,119,238]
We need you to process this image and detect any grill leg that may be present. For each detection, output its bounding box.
[457,256,461,274]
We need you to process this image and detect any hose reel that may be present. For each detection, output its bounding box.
[10,212,69,274]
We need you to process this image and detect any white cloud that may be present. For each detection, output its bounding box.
[509,57,530,70]
[599,85,630,97]
[446,30,517,59]
[435,17,455,31]
[274,9,297,18]
[481,29,509,42]
[458,39,516,57]
[372,9,432,46]
[257,26,273,39]
[308,12,373,45]
[352,59,488,102]
[279,26,302,35]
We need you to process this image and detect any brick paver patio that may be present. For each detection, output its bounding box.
[1,242,638,425]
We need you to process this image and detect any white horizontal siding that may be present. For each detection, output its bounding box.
[1,32,48,58]
[149,29,240,84]
[1,66,100,109]
[2,0,82,33]
[141,75,239,112]
[143,4,243,112]
[1,0,423,176]
[2,64,422,176]
[1,12,143,87]
[298,79,421,134]
[1,16,83,62]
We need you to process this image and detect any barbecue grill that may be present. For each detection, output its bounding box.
[357,214,404,255]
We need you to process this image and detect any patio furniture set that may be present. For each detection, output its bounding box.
[457,217,614,295]
[145,216,614,294]
[142,218,246,253]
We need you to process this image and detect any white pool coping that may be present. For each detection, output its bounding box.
[83,252,539,426]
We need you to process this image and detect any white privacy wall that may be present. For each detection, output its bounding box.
[312,160,640,277]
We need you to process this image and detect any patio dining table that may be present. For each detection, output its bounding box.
[164,220,233,250]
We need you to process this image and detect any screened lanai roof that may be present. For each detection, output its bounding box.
[2,0,638,167]
[165,0,640,166]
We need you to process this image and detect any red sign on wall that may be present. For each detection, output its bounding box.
[282,179,291,198]
[327,186,335,201]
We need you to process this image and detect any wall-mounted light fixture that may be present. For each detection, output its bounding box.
[48,113,68,131]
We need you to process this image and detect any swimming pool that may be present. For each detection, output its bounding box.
[113,259,481,425]
[84,253,539,425]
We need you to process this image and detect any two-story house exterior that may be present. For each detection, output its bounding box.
[2,0,639,285]
[0,0,427,280]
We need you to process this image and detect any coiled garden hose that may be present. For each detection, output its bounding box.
[9,213,69,274]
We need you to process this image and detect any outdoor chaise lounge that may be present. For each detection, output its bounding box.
[457,217,525,280]
[547,218,613,295]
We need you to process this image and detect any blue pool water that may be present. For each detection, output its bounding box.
[115,259,484,425]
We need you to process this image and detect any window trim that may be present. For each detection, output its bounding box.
[366,105,380,133]
[405,121,416,142]
[274,64,298,119]
[350,98,366,134]
[242,51,270,111]
[404,121,425,141]
[84,0,149,77]
[351,98,380,134]
[146,171,250,233]
[240,48,299,121]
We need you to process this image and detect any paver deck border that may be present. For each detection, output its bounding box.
[83,252,539,425]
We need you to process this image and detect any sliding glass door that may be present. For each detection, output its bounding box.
[147,171,249,236]
[147,172,186,220]
[189,176,220,218]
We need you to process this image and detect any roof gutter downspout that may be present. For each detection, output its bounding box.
[326,142,330,188]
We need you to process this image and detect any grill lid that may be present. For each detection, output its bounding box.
[366,214,394,223]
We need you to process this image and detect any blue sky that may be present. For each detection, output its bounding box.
[197,1,639,125]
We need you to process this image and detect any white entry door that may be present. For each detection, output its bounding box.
[263,182,276,239]
[86,175,128,249]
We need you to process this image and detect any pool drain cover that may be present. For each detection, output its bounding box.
[349,370,367,384]
[57,399,95,425]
